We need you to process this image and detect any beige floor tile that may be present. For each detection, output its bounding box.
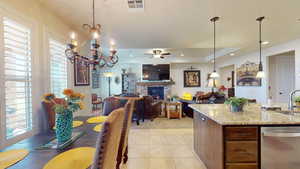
[161,135,186,145]
[128,145,150,158]
[174,157,207,169]
[149,158,175,169]
[150,135,164,145]
[125,158,150,169]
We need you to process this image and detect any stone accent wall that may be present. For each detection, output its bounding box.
[137,85,172,100]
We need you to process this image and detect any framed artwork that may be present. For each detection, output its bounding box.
[184,70,201,87]
[236,61,261,86]
[74,58,90,86]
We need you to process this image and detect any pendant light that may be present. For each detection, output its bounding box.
[256,16,265,78]
[210,16,220,79]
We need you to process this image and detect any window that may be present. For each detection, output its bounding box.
[3,17,32,139]
[49,39,67,97]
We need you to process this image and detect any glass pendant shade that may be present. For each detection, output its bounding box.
[256,62,265,78]
[256,71,265,78]
[210,71,220,79]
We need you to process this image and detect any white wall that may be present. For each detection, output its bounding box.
[170,63,213,97]
[0,0,87,148]
[96,62,213,98]
[93,63,142,98]
[217,39,300,104]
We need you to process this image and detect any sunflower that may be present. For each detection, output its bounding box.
[63,89,74,96]
[42,93,55,103]
[79,93,85,99]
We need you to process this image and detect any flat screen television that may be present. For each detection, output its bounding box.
[142,64,170,81]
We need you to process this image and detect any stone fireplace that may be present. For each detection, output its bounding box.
[136,81,174,100]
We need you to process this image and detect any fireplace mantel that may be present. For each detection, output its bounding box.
[136,81,175,86]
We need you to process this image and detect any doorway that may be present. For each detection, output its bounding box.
[268,51,295,103]
[220,65,235,97]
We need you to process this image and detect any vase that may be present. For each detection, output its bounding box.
[230,104,244,112]
[55,110,73,144]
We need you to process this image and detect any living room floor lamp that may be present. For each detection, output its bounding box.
[103,72,114,96]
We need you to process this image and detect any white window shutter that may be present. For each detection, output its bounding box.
[3,17,32,139]
[49,39,68,98]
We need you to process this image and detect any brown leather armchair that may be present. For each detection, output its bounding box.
[102,97,122,116]
[143,96,162,120]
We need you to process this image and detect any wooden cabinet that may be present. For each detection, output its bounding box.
[194,112,223,169]
[193,111,259,169]
[226,141,258,162]
[226,163,258,169]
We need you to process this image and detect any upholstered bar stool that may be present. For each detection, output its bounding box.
[116,100,135,169]
[91,107,125,169]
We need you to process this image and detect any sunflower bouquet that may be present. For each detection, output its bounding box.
[43,89,85,114]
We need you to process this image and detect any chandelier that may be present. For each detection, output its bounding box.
[65,0,118,70]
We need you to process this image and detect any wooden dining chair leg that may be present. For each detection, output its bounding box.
[116,159,121,169]
[123,146,128,164]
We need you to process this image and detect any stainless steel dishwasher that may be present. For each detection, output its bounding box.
[261,127,300,169]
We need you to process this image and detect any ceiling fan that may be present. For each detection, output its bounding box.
[144,49,171,59]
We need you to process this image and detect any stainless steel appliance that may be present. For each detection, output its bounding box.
[261,127,300,169]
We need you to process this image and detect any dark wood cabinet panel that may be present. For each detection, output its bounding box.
[225,127,258,141]
[193,112,223,169]
[193,111,260,169]
[226,141,258,163]
[226,163,258,169]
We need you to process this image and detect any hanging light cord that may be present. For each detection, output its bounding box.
[92,0,95,27]
[213,19,216,71]
[259,19,262,64]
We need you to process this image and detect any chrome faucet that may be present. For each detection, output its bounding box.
[289,90,300,110]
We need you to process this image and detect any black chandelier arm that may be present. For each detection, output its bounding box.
[108,54,119,64]
[83,24,92,30]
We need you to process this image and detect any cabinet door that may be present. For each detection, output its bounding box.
[193,112,207,162]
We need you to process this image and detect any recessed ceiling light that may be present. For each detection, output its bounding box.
[230,53,235,56]
[262,41,269,45]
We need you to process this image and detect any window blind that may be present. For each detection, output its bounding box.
[3,17,32,139]
[49,39,67,98]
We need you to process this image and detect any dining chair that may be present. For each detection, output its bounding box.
[116,100,135,169]
[91,107,125,169]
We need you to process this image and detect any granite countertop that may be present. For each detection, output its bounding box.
[189,104,300,125]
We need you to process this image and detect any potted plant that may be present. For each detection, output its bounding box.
[43,89,85,144]
[225,97,248,112]
[295,96,300,110]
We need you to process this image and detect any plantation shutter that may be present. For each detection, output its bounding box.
[3,17,32,139]
[49,39,68,97]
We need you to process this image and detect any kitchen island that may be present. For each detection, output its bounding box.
[189,104,300,169]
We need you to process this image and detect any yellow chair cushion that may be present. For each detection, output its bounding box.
[53,121,83,130]
[0,149,29,169]
[43,147,95,169]
[93,124,103,132]
[86,116,108,124]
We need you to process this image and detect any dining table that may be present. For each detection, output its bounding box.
[1,116,99,169]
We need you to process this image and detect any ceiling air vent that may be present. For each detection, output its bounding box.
[127,0,144,11]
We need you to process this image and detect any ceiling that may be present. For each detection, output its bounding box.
[39,0,300,62]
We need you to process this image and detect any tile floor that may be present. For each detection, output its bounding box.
[122,118,207,169]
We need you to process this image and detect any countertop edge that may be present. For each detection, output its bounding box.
[189,104,300,126]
